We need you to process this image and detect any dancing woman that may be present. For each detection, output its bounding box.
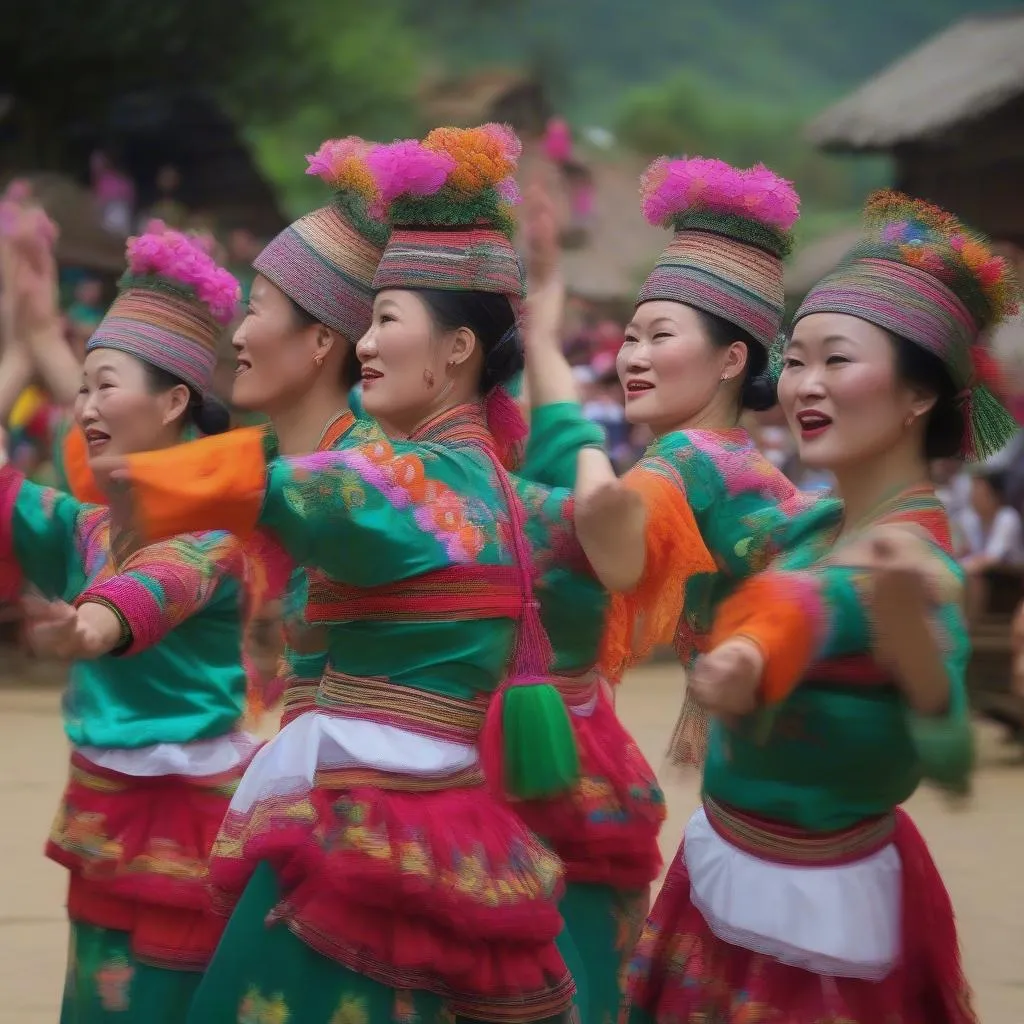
[570,156,840,765]
[96,126,594,1024]
[217,135,388,723]
[0,228,253,1022]
[625,193,1017,1024]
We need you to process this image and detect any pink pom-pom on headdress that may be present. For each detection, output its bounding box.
[126,227,241,325]
[640,156,799,233]
[365,140,456,216]
[305,136,377,202]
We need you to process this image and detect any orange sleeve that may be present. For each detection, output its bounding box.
[599,467,717,682]
[121,427,269,544]
[708,572,821,705]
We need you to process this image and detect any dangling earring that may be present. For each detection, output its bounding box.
[904,413,915,429]
[314,353,324,369]
[423,368,435,388]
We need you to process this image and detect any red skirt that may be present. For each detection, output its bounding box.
[623,807,977,1024]
[47,751,252,970]
[517,687,665,889]
[207,769,575,1021]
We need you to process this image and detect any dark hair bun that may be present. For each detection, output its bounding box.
[482,324,526,393]
[741,371,778,412]
[191,393,231,436]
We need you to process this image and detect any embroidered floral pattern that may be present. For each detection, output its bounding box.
[330,993,370,1024]
[239,987,291,1024]
[95,954,134,1012]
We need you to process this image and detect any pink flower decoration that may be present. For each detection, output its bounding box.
[365,140,455,211]
[640,155,798,232]
[881,221,910,244]
[496,175,522,205]
[305,136,370,181]
[125,227,240,325]
[480,122,523,163]
[740,164,800,231]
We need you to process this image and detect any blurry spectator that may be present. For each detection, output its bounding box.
[961,469,1024,571]
[143,165,188,229]
[66,276,104,335]
[90,151,135,235]
[226,228,262,304]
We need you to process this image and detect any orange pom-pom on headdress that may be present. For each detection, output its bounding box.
[423,123,521,197]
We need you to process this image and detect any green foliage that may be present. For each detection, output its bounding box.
[614,70,892,214]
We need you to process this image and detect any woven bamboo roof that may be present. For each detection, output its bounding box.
[808,10,1024,152]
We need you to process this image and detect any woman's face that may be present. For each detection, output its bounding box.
[356,290,470,435]
[232,275,336,414]
[616,300,743,435]
[779,312,932,471]
[75,349,187,461]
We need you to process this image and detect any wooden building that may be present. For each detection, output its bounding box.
[807,10,1024,241]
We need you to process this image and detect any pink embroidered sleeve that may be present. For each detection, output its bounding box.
[77,531,245,655]
[0,465,23,601]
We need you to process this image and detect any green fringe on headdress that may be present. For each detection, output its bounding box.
[388,189,516,240]
[965,384,1020,462]
[334,188,389,248]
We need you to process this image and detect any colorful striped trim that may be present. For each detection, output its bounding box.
[796,257,976,388]
[638,230,785,347]
[373,226,525,303]
[316,669,489,743]
[254,205,382,343]
[314,762,484,792]
[88,289,219,393]
[703,797,895,867]
[305,563,523,623]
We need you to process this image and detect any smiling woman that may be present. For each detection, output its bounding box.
[621,192,1021,1024]
[0,225,255,1024]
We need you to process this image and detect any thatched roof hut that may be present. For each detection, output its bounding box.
[806,10,1024,240]
[808,10,1024,152]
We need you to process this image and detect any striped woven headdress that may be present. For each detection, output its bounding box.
[367,125,525,309]
[89,227,240,393]
[254,136,387,344]
[638,157,800,348]
[795,191,1019,460]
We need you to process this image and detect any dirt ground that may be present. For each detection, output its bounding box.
[2,660,1023,1023]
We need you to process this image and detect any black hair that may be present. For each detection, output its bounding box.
[285,294,362,390]
[142,363,230,436]
[692,308,777,412]
[890,334,964,459]
[414,289,525,393]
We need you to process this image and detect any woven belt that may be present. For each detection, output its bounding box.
[703,796,896,867]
